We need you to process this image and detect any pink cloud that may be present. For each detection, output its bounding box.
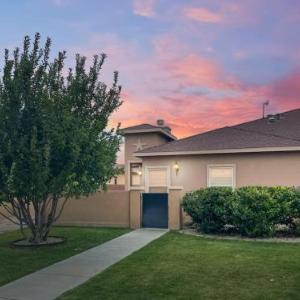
[183,7,223,23]
[132,0,157,17]
[69,33,300,144]
[164,54,241,91]
[265,69,300,112]
[182,2,258,26]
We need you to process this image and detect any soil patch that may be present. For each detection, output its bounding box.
[13,236,66,247]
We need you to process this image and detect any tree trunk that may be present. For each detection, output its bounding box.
[1,196,62,245]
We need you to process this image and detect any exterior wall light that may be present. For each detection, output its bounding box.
[137,170,142,176]
[174,162,179,175]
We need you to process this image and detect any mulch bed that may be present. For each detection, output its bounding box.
[181,228,300,243]
[12,236,66,247]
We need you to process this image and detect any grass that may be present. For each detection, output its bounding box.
[0,226,129,286]
[59,231,300,300]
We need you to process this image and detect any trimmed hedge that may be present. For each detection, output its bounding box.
[182,186,300,237]
[182,187,235,233]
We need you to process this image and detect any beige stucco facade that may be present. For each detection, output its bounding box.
[133,151,300,227]
[124,132,172,190]
[140,151,300,193]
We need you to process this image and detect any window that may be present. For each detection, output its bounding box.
[148,168,168,187]
[130,163,142,186]
[208,165,235,188]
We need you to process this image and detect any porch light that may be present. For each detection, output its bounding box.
[137,169,142,176]
[174,161,179,174]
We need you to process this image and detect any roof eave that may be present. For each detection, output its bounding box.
[135,146,300,157]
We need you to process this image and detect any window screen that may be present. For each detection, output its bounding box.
[148,168,168,187]
[130,163,142,186]
[208,166,234,187]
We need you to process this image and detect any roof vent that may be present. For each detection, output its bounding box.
[157,119,165,126]
[267,113,283,123]
[267,114,277,123]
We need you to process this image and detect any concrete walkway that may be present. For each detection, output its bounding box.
[0,228,167,300]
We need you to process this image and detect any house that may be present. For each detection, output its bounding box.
[122,108,300,229]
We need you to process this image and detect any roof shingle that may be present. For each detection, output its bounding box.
[136,108,300,155]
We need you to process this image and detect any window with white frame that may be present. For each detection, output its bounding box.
[208,165,235,188]
[148,168,168,187]
[130,163,143,186]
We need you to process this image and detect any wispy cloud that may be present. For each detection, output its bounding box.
[183,7,223,23]
[132,0,157,17]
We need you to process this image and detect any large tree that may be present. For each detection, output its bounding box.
[0,33,122,244]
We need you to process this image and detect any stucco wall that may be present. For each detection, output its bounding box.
[124,132,171,189]
[57,191,130,227]
[0,206,6,220]
[141,151,300,193]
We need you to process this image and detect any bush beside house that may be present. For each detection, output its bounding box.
[182,186,300,237]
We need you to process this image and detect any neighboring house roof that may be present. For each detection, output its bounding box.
[121,123,177,141]
[135,108,300,157]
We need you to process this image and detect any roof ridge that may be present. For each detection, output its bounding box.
[231,127,300,143]
[122,123,154,129]
[229,107,300,129]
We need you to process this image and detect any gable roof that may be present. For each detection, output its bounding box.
[135,108,300,157]
[121,123,177,141]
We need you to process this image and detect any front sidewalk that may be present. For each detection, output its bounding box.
[0,228,167,300]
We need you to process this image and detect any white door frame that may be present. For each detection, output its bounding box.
[144,166,171,193]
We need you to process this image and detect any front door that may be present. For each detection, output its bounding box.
[142,193,168,228]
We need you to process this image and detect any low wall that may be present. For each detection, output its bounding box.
[57,190,130,227]
[0,206,6,220]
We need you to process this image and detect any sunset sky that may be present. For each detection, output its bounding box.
[1,0,300,140]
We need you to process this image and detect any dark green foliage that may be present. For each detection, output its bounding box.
[268,186,300,228]
[182,187,235,233]
[182,186,300,237]
[0,33,122,243]
[234,187,278,237]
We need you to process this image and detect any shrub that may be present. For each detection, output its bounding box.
[268,186,300,229]
[182,186,300,238]
[182,187,235,233]
[233,187,278,237]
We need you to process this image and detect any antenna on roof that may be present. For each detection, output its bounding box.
[262,100,269,119]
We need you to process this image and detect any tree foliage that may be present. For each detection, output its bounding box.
[0,33,122,244]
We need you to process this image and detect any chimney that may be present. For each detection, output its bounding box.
[157,119,165,126]
[157,119,171,132]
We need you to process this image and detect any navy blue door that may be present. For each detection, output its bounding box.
[142,193,168,228]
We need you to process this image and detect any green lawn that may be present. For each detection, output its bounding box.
[0,226,129,286]
[59,232,300,300]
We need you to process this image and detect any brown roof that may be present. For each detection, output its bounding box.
[136,108,300,156]
[121,123,177,140]
[122,124,158,131]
